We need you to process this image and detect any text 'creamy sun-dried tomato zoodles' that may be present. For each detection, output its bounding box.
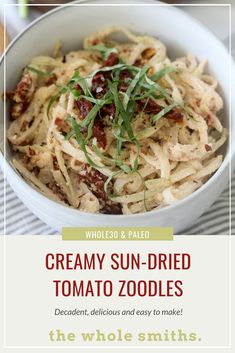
[7,26,227,214]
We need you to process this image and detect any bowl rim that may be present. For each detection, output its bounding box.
[0,0,234,221]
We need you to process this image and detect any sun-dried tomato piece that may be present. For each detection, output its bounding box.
[79,164,122,214]
[75,94,106,147]
[91,54,119,98]
[118,69,133,92]
[52,155,59,170]
[137,99,162,114]
[101,103,116,118]
[45,73,57,86]
[47,182,68,203]
[91,72,107,98]
[205,114,213,127]
[137,99,183,123]
[120,69,132,80]
[145,100,162,114]
[55,117,62,126]
[92,38,100,45]
[73,83,84,95]
[79,164,106,183]
[102,52,119,67]
[92,120,107,149]
[32,166,40,177]
[205,144,212,152]
[55,117,71,134]
[14,73,33,103]
[10,73,35,119]
[100,202,123,214]
[92,72,106,87]
[165,109,183,122]
[79,165,107,204]
[76,98,93,119]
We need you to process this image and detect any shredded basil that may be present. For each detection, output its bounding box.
[88,43,118,59]
[47,86,68,119]
[65,130,75,140]
[69,116,101,168]
[151,66,178,81]
[68,69,91,97]
[151,102,179,124]
[104,170,122,196]
[123,66,149,111]
[27,65,51,77]
[49,59,182,177]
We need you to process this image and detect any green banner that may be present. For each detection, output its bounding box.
[62,227,173,241]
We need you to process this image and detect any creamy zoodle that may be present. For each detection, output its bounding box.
[7,26,227,214]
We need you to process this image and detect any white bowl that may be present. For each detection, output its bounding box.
[0,1,234,234]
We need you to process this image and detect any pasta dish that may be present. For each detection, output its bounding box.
[7,27,227,214]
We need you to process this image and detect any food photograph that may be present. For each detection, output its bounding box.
[0,0,234,235]
[1,3,235,350]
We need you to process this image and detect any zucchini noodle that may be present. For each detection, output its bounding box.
[7,27,227,215]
